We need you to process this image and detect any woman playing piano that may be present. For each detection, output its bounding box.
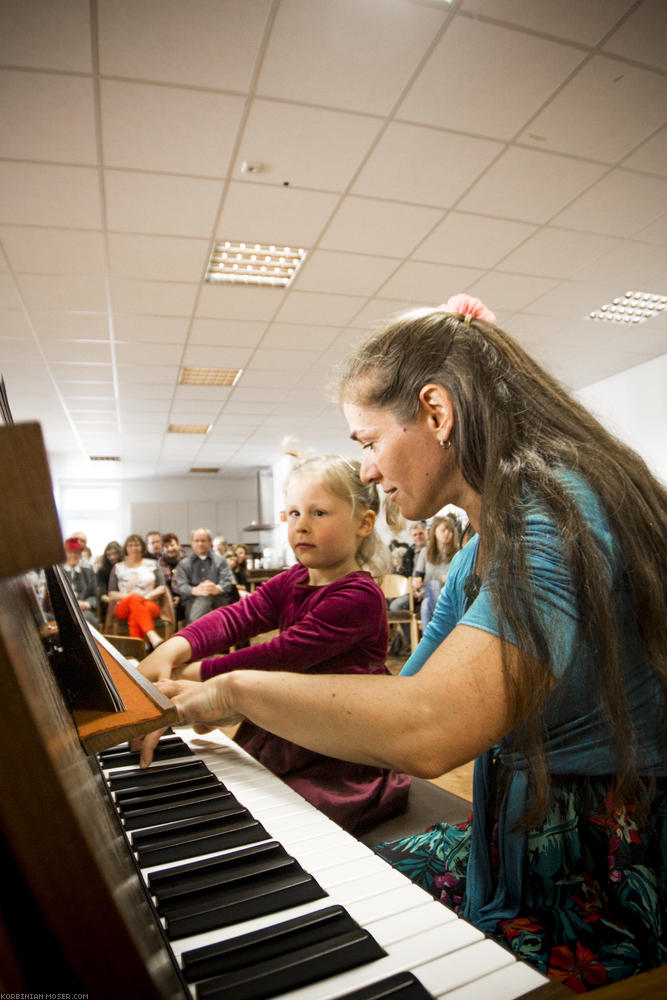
[140,453,410,835]
[141,294,667,992]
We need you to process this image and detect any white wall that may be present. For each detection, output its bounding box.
[575,353,667,486]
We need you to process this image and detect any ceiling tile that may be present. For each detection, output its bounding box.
[518,57,667,163]
[500,227,620,278]
[259,323,340,352]
[189,318,268,348]
[352,122,503,207]
[101,80,244,177]
[109,277,198,315]
[182,344,252,369]
[0,309,33,338]
[623,124,667,178]
[294,250,399,297]
[51,362,114,382]
[0,337,44,362]
[197,284,285,321]
[574,239,667,288]
[634,212,667,247]
[412,212,537,268]
[256,0,446,115]
[0,275,22,310]
[0,162,102,229]
[460,0,635,46]
[0,70,97,165]
[274,290,366,326]
[173,385,232,403]
[116,368,177,387]
[15,274,108,312]
[107,233,209,282]
[603,0,667,73]
[30,311,110,340]
[528,279,623,319]
[236,99,381,191]
[319,196,443,256]
[398,17,585,140]
[552,168,667,236]
[248,347,321,373]
[113,314,189,343]
[458,147,607,223]
[235,368,302,391]
[0,226,106,276]
[348,297,417,329]
[0,0,92,72]
[218,182,339,248]
[377,260,483,304]
[465,272,560,311]
[98,0,271,90]
[105,170,223,238]
[41,340,112,364]
[114,341,183,366]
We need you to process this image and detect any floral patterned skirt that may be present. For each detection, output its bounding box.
[374,775,667,993]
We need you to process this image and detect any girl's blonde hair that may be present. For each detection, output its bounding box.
[284,450,390,579]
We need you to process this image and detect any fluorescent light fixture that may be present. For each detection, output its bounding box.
[190,467,220,474]
[205,241,306,287]
[168,423,211,434]
[588,290,667,324]
[88,455,120,461]
[181,366,242,387]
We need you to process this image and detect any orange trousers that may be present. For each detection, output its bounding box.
[114,592,160,639]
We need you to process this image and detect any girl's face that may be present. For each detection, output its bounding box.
[226,553,238,570]
[106,547,121,564]
[235,546,247,564]
[285,472,372,585]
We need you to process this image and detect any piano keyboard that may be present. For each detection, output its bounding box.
[97,729,548,1000]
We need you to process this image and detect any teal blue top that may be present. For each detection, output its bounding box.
[399,473,666,930]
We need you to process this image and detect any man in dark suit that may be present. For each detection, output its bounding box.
[63,536,99,626]
[175,528,238,623]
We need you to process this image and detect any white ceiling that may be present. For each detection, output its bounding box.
[1,0,666,480]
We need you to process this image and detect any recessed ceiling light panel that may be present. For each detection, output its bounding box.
[89,455,120,461]
[181,366,242,387]
[190,467,220,474]
[588,290,667,324]
[205,241,306,287]
[168,423,211,434]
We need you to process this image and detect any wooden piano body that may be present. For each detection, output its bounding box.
[1,421,666,1000]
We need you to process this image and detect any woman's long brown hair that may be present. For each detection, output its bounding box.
[336,308,667,824]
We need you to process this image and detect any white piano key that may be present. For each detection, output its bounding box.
[414,938,516,997]
[368,902,457,947]
[439,960,549,999]
[345,884,437,926]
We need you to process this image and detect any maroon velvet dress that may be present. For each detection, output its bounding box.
[178,563,410,833]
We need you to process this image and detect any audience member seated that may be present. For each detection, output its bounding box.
[413,513,460,628]
[70,530,92,567]
[175,528,238,624]
[388,520,428,654]
[63,536,98,626]
[158,532,185,620]
[224,548,248,595]
[106,534,168,648]
[96,540,122,611]
[144,530,162,560]
[212,534,228,557]
[232,543,250,591]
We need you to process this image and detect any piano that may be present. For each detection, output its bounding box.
[2,420,665,999]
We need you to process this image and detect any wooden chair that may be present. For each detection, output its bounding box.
[380,573,420,653]
[103,589,176,642]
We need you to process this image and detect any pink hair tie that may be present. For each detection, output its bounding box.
[441,293,496,325]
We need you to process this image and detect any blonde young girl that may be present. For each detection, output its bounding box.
[140,454,410,834]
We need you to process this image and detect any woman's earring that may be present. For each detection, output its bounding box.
[440,439,452,450]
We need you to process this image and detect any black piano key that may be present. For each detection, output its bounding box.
[97,742,193,769]
[154,845,298,908]
[148,841,286,900]
[114,772,221,807]
[122,789,239,831]
[182,904,374,981]
[332,972,435,1000]
[133,813,269,867]
[195,927,386,1000]
[107,759,210,792]
[164,867,326,939]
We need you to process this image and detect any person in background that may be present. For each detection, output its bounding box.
[388,520,428,654]
[138,293,667,990]
[413,513,460,628]
[63,536,98,626]
[175,528,238,624]
[224,548,248,596]
[232,543,250,591]
[96,540,123,610]
[212,535,228,558]
[107,534,166,648]
[139,453,410,835]
[144,531,162,560]
[158,533,185,620]
[70,531,92,567]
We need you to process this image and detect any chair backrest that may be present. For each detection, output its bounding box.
[380,574,411,601]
